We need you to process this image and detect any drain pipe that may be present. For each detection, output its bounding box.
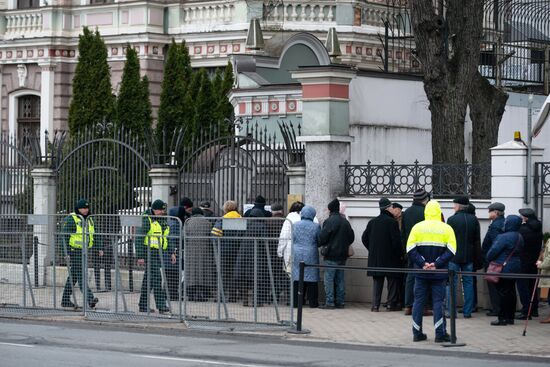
[526,94,533,205]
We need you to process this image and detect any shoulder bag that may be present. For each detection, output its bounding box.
[484,236,520,284]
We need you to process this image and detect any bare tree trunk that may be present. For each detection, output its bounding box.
[468,71,508,197]
[410,0,484,166]
[468,72,509,165]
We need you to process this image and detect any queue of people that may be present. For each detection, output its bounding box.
[59,192,548,338]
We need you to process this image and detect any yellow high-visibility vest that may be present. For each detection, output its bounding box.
[68,213,94,249]
[144,216,169,250]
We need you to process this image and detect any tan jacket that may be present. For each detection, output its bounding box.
[538,240,550,288]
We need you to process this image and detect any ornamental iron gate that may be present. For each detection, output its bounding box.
[0,132,38,263]
[178,122,292,214]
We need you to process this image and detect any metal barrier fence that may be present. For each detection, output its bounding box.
[0,214,294,328]
[183,216,293,328]
[292,262,550,345]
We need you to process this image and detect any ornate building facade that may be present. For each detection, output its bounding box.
[0,0,413,142]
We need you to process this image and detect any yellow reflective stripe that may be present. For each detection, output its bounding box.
[211,227,223,237]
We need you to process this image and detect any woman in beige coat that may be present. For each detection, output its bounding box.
[537,237,550,323]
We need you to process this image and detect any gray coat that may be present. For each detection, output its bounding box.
[292,206,321,282]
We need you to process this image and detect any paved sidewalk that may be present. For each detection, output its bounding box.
[2,301,549,358]
[289,302,550,357]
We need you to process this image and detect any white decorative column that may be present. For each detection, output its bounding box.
[39,62,56,154]
[31,167,57,284]
[491,139,544,215]
[149,165,179,207]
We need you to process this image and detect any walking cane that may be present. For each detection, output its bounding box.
[522,270,541,336]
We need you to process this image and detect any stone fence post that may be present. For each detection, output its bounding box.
[291,65,356,220]
[149,165,179,208]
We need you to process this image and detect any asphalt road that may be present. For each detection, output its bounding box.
[0,319,548,367]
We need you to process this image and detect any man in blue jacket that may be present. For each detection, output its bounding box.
[407,200,456,343]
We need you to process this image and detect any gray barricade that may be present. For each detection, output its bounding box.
[183,216,294,328]
[0,213,88,316]
[84,214,183,322]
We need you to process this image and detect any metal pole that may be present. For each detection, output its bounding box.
[544,46,549,95]
[22,236,26,308]
[147,241,151,315]
[442,268,465,347]
[33,236,39,287]
[296,261,305,332]
[526,94,534,204]
[114,234,119,313]
[82,220,88,315]
[254,239,258,324]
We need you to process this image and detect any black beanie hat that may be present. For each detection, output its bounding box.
[151,199,167,211]
[76,199,89,209]
[328,198,340,213]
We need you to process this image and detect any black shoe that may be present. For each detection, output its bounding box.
[486,311,498,317]
[319,304,335,310]
[505,319,515,325]
[413,333,427,342]
[387,306,403,312]
[515,314,531,320]
[532,311,539,317]
[463,314,472,319]
[158,309,170,314]
[371,307,379,312]
[491,319,508,326]
[61,301,75,308]
[434,333,451,343]
[89,297,99,308]
[335,304,345,309]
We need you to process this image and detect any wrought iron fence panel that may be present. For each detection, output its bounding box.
[534,162,550,224]
[55,127,153,217]
[342,161,491,198]
[177,121,293,215]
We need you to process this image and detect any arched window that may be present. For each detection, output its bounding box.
[17,95,40,139]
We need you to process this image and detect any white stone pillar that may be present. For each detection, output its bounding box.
[291,65,356,221]
[39,62,56,154]
[287,165,306,197]
[490,139,544,216]
[149,165,179,207]
[31,167,57,284]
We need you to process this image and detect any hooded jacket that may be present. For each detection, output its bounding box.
[406,201,456,280]
[486,215,524,274]
[292,206,321,282]
[519,217,543,265]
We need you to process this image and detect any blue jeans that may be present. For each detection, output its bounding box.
[446,262,474,317]
[412,277,446,338]
[323,259,346,306]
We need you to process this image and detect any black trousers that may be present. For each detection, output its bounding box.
[496,278,516,321]
[293,281,319,308]
[372,276,400,308]
[487,279,501,314]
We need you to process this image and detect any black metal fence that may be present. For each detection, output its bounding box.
[480,0,550,92]
[342,160,491,198]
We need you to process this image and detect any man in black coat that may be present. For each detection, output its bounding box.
[446,196,481,318]
[319,199,355,309]
[516,208,543,319]
[244,195,272,218]
[401,188,430,315]
[362,197,404,311]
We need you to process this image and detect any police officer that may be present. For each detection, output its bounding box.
[61,198,98,309]
[137,199,171,313]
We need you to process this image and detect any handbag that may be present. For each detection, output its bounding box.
[348,245,355,257]
[484,236,520,284]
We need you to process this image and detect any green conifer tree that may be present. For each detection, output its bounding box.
[115,45,151,140]
[68,27,115,134]
[193,69,216,135]
[156,39,186,144]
